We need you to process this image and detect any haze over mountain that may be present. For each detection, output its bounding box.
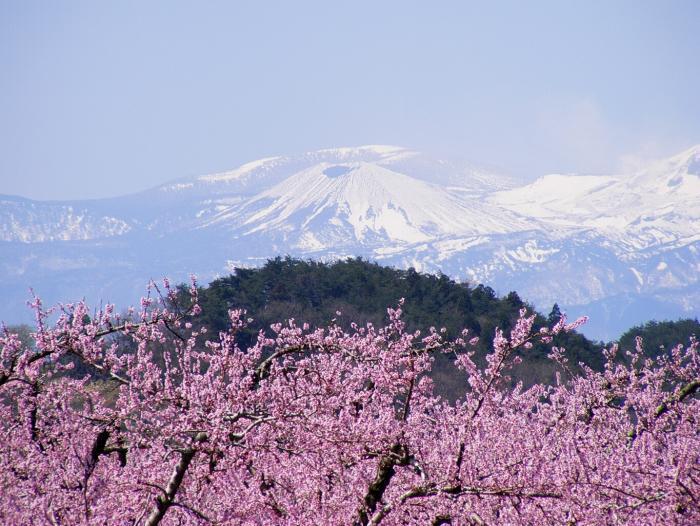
[1,144,698,340]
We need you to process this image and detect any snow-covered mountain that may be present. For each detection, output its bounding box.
[0,194,134,242]
[491,145,700,251]
[1,145,698,340]
[202,161,530,249]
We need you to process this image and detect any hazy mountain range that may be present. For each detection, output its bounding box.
[1,144,699,340]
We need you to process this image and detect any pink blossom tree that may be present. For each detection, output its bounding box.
[0,279,698,525]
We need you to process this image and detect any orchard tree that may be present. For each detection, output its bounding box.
[0,278,698,525]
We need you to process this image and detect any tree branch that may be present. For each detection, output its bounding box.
[368,483,561,525]
[251,345,307,387]
[655,379,699,418]
[143,432,207,526]
[353,443,410,526]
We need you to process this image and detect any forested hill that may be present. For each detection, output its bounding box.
[185,258,602,396]
[617,319,700,356]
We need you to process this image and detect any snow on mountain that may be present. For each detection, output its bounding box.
[491,174,618,223]
[0,195,133,242]
[202,161,531,250]
[0,144,698,340]
[157,146,413,197]
[156,145,515,199]
[492,145,700,252]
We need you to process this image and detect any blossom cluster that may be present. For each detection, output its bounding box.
[0,282,697,525]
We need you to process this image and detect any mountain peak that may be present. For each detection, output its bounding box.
[315,144,411,157]
[199,160,529,248]
[676,144,700,176]
[673,143,700,161]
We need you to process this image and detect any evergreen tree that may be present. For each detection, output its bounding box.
[548,303,562,324]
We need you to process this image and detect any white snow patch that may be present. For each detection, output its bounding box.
[161,183,194,192]
[508,240,560,263]
[629,267,644,286]
[199,156,282,182]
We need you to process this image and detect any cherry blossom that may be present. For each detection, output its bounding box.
[0,282,697,525]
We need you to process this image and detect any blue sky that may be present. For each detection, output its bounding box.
[1,1,699,200]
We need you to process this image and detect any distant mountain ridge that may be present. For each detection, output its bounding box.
[1,144,698,339]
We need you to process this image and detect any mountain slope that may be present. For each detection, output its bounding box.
[0,195,133,242]
[491,145,700,252]
[203,162,531,251]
